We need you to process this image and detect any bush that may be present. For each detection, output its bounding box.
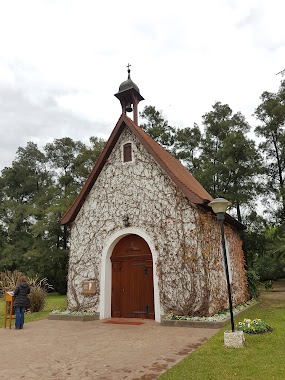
[264,280,273,290]
[254,255,284,281]
[246,269,260,298]
[28,286,47,312]
[0,270,53,312]
[27,275,53,312]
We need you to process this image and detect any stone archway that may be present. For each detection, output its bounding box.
[99,227,161,322]
[111,234,155,319]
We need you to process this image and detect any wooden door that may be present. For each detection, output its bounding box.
[111,235,154,319]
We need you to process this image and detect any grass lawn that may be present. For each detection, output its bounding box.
[158,292,285,380]
[0,294,67,328]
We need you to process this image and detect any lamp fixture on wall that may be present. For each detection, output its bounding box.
[122,215,130,227]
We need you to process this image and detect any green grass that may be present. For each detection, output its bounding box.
[158,294,285,380]
[0,294,67,328]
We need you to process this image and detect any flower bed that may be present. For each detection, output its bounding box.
[161,300,256,328]
[48,309,99,322]
[237,318,272,334]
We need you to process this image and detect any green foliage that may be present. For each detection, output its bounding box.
[246,269,260,299]
[263,280,273,290]
[254,80,285,221]
[0,136,104,292]
[173,123,202,171]
[140,105,176,150]
[197,102,263,223]
[254,255,284,281]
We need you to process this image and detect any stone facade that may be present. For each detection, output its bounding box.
[67,126,248,321]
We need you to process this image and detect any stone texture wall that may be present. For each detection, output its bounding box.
[67,126,248,316]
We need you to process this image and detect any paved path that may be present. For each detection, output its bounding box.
[1,317,217,380]
[3,279,284,380]
[260,278,285,300]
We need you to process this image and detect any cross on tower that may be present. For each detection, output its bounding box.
[127,63,131,79]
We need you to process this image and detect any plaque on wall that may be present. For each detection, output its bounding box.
[82,280,96,295]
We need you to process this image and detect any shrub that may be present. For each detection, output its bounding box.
[246,269,260,298]
[254,255,284,281]
[0,270,53,312]
[28,286,47,312]
[264,280,273,290]
[27,275,53,312]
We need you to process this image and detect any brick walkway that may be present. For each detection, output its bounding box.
[3,279,284,380]
[1,318,217,380]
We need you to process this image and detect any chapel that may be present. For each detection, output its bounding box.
[61,67,248,322]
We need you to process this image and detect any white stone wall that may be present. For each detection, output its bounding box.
[67,126,248,317]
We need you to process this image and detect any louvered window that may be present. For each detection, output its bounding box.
[123,143,132,162]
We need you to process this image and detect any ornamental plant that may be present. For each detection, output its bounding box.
[0,270,53,312]
[237,318,272,334]
[164,300,255,322]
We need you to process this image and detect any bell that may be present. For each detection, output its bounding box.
[126,103,133,112]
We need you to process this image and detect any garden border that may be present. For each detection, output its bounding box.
[161,302,257,328]
[48,313,99,322]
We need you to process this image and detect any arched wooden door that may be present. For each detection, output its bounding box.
[111,234,155,319]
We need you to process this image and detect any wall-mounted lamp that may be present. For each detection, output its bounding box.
[122,215,130,227]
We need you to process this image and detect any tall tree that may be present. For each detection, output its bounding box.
[173,124,202,171]
[197,102,263,222]
[0,142,50,271]
[254,80,285,221]
[0,137,105,292]
[140,105,176,151]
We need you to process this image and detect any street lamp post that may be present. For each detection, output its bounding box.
[208,197,235,332]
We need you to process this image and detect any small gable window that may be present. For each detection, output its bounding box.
[123,143,132,162]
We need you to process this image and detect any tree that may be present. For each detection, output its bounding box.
[197,102,263,222]
[254,80,285,222]
[140,106,176,151]
[173,124,202,171]
[0,142,50,272]
[73,136,106,181]
[0,137,105,293]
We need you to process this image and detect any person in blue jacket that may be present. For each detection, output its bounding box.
[13,276,30,329]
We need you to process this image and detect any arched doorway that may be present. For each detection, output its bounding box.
[111,234,155,319]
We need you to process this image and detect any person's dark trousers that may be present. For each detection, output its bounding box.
[15,306,25,329]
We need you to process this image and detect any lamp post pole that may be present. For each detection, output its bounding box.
[217,212,235,332]
[208,198,235,333]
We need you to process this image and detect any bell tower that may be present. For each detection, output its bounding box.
[115,64,144,125]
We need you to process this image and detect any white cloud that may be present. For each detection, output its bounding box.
[0,0,284,169]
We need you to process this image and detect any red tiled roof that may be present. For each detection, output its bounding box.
[126,117,213,204]
[61,114,244,230]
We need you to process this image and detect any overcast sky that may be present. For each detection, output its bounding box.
[0,0,284,170]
